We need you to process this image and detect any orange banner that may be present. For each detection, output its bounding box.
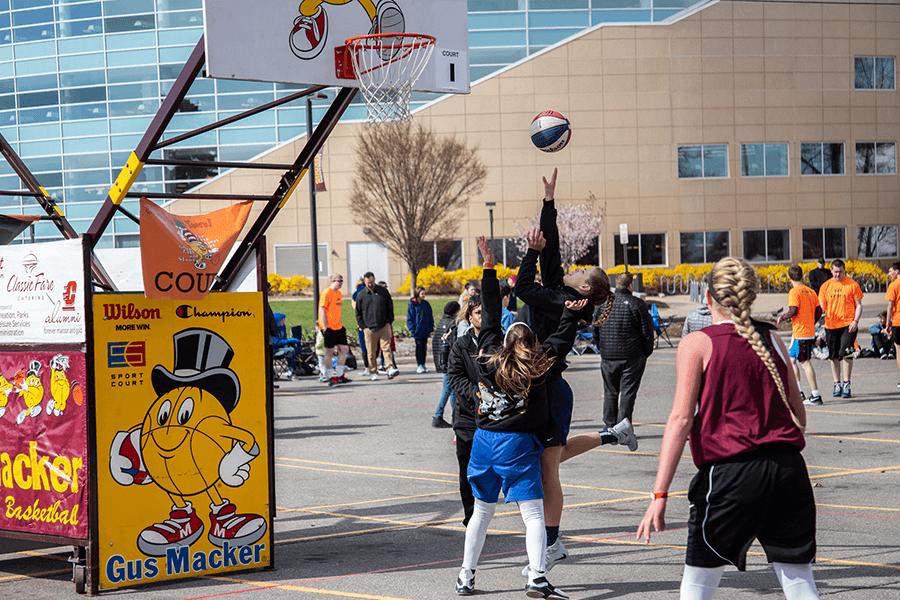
[140,198,252,300]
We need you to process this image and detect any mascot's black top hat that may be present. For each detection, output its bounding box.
[151,328,241,413]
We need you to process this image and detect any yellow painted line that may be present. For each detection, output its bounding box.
[0,568,69,582]
[276,462,456,485]
[810,465,900,479]
[807,434,900,444]
[203,574,415,600]
[278,458,458,478]
[814,557,900,571]
[294,491,458,511]
[807,408,900,417]
[817,503,900,512]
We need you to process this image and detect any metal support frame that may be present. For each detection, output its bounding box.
[85,34,355,292]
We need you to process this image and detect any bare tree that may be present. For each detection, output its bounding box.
[348,123,487,291]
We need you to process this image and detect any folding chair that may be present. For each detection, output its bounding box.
[570,327,598,355]
[650,304,675,348]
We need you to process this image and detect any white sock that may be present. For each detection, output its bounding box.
[680,565,725,600]
[774,562,820,600]
[811,389,819,396]
[462,499,495,571]
[336,364,345,377]
[517,498,545,579]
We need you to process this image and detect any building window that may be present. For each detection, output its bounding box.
[741,143,789,177]
[614,233,665,266]
[743,229,789,262]
[854,56,895,90]
[677,144,727,178]
[802,228,845,260]
[478,237,526,268]
[857,226,898,259]
[431,239,463,271]
[680,231,729,264]
[856,142,896,174]
[800,142,844,175]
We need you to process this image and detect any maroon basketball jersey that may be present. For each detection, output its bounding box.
[690,323,805,467]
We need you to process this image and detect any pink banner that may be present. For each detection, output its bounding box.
[0,350,88,539]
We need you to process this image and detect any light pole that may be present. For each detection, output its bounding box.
[307,91,329,325]
[486,202,496,240]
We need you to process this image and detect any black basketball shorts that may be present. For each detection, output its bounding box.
[323,327,349,348]
[685,447,816,571]
[825,326,857,361]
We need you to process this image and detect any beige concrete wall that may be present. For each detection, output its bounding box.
[173,0,900,290]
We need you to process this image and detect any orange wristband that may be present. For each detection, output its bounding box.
[651,492,668,500]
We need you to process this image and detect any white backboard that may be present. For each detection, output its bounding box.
[203,0,469,94]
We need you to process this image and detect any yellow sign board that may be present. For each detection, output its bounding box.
[92,292,271,589]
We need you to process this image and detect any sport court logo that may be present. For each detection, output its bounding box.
[107,341,146,368]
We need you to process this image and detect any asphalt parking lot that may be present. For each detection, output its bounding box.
[2,298,899,599]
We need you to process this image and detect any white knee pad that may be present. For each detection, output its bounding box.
[680,564,725,600]
[774,562,820,600]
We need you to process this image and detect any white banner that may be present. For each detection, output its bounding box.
[0,239,85,344]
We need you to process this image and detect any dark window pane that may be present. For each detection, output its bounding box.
[578,237,599,266]
[0,94,14,110]
[706,231,729,262]
[856,142,876,173]
[876,142,896,174]
[17,89,58,108]
[162,147,218,194]
[677,145,701,178]
[435,240,462,271]
[680,231,704,264]
[13,23,55,42]
[614,234,639,266]
[640,233,665,265]
[105,14,155,33]
[875,56,894,90]
[741,143,764,176]
[800,143,821,175]
[12,6,54,26]
[824,227,844,259]
[765,143,788,176]
[855,56,874,89]
[767,229,789,261]
[823,143,843,174]
[801,228,823,260]
[61,69,105,88]
[60,86,106,104]
[103,0,154,16]
[743,230,766,262]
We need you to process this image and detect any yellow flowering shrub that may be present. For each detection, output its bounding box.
[397,264,518,295]
[267,273,312,295]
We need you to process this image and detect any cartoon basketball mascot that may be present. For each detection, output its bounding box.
[15,360,44,425]
[109,329,266,557]
[290,0,405,60]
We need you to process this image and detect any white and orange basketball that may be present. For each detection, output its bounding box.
[530,110,571,153]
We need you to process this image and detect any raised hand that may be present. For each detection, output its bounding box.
[542,167,558,201]
[477,235,495,265]
[525,227,546,251]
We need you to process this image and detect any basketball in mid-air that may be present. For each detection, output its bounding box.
[530,110,571,153]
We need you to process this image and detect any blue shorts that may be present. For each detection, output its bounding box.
[788,338,814,362]
[467,429,544,503]
[540,378,573,448]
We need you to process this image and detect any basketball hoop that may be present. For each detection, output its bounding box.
[343,33,436,125]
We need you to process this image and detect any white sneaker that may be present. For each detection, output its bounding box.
[369,373,379,381]
[387,367,399,379]
[416,365,425,374]
[608,418,638,452]
[521,539,569,578]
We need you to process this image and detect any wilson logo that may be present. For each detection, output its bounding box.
[103,303,161,321]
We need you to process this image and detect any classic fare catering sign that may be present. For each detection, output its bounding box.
[0,350,88,539]
[93,292,271,589]
[0,239,85,344]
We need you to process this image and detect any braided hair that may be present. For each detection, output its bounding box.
[707,257,802,430]
[585,267,615,327]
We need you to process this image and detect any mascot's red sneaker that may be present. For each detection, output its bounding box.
[208,502,267,547]
[137,502,204,557]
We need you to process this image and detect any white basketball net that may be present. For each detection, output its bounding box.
[347,34,436,125]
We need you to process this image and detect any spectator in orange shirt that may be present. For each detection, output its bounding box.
[817,259,863,398]
[777,266,823,405]
[885,261,900,387]
[319,273,350,387]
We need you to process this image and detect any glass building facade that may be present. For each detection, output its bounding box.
[0,0,700,247]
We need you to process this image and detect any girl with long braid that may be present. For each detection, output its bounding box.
[515,169,635,574]
[637,257,819,600]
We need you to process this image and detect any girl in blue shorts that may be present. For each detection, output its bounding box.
[456,237,586,600]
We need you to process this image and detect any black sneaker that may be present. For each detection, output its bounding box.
[526,576,569,600]
[328,376,341,387]
[337,375,351,384]
[455,570,475,596]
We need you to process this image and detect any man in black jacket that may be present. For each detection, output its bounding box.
[595,272,655,429]
[354,272,398,381]
[808,257,831,295]
[447,296,481,526]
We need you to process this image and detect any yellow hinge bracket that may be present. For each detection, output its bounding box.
[107,152,145,205]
